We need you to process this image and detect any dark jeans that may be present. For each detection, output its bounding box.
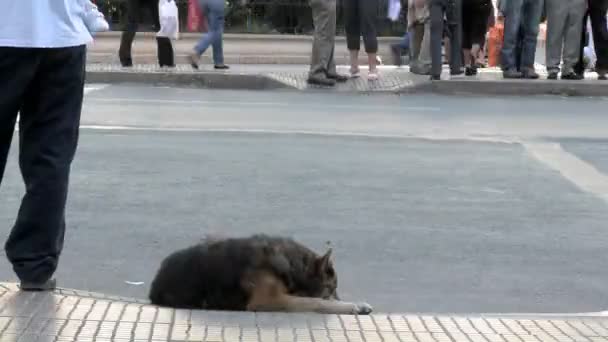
[119,0,174,67]
[430,0,463,77]
[589,0,608,72]
[343,0,379,53]
[500,0,543,71]
[0,46,86,284]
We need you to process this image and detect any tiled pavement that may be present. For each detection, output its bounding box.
[0,283,606,342]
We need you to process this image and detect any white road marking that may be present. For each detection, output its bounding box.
[86,97,440,112]
[523,141,608,204]
[78,124,518,144]
[84,84,109,94]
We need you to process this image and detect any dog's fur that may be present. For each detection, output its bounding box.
[149,234,372,315]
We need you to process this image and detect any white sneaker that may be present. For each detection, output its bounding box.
[350,68,360,78]
[367,71,379,81]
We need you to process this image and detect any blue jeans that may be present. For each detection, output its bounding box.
[501,0,544,71]
[398,31,411,50]
[194,0,225,65]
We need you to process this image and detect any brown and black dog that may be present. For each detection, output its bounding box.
[149,234,373,315]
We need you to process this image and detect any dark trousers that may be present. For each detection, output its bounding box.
[0,46,86,283]
[119,0,175,67]
[343,0,379,53]
[574,0,608,75]
[430,0,463,77]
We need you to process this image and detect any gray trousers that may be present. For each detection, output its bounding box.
[545,0,587,74]
[309,0,338,77]
[410,21,432,74]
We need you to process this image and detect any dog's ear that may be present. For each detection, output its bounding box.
[313,248,332,275]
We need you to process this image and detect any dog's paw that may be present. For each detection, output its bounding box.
[354,302,373,315]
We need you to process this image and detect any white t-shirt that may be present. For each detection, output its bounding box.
[0,0,93,48]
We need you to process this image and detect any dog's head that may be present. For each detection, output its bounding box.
[306,248,339,300]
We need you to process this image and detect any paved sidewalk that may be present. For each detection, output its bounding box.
[0,282,607,342]
[85,63,608,96]
[88,33,402,66]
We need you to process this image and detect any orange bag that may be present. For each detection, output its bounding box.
[487,22,504,67]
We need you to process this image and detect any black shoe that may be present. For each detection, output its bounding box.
[522,69,540,79]
[450,68,464,76]
[430,75,441,81]
[561,72,584,80]
[214,65,230,70]
[465,66,477,76]
[599,73,607,80]
[503,69,523,79]
[20,279,56,292]
[307,75,336,86]
[120,58,133,68]
[547,72,558,80]
[327,73,348,82]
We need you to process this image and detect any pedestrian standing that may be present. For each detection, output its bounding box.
[391,0,411,66]
[307,0,348,86]
[343,0,381,80]
[408,0,433,75]
[545,0,587,79]
[585,0,608,79]
[462,0,493,75]
[430,0,464,80]
[0,0,92,291]
[188,0,229,70]
[119,0,175,67]
[500,0,544,79]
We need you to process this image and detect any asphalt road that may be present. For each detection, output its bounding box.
[0,85,607,315]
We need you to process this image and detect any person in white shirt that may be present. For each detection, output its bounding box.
[0,0,107,292]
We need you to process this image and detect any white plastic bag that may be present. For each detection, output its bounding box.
[157,0,180,40]
[387,0,401,22]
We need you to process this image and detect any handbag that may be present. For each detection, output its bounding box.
[157,0,180,40]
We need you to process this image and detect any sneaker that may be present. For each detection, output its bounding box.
[430,75,441,81]
[188,53,200,70]
[20,279,56,292]
[599,73,607,81]
[367,71,379,81]
[214,65,230,70]
[561,72,584,80]
[547,72,558,80]
[350,67,360,78]
[465,66,477,76]
[307,75,336,86]
[503,69,523,79]
[521,68,540,79]
[327,73,349,83]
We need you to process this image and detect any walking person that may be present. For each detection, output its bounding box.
[462,0,493,76]
[0,0,92,291]
[545,0,587,80]
[307,0,348,86]
[343,0,381,80]
[188,0,229,70]
[119,0,175,67]
[500,0,544,79]
[430,0,464,80]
